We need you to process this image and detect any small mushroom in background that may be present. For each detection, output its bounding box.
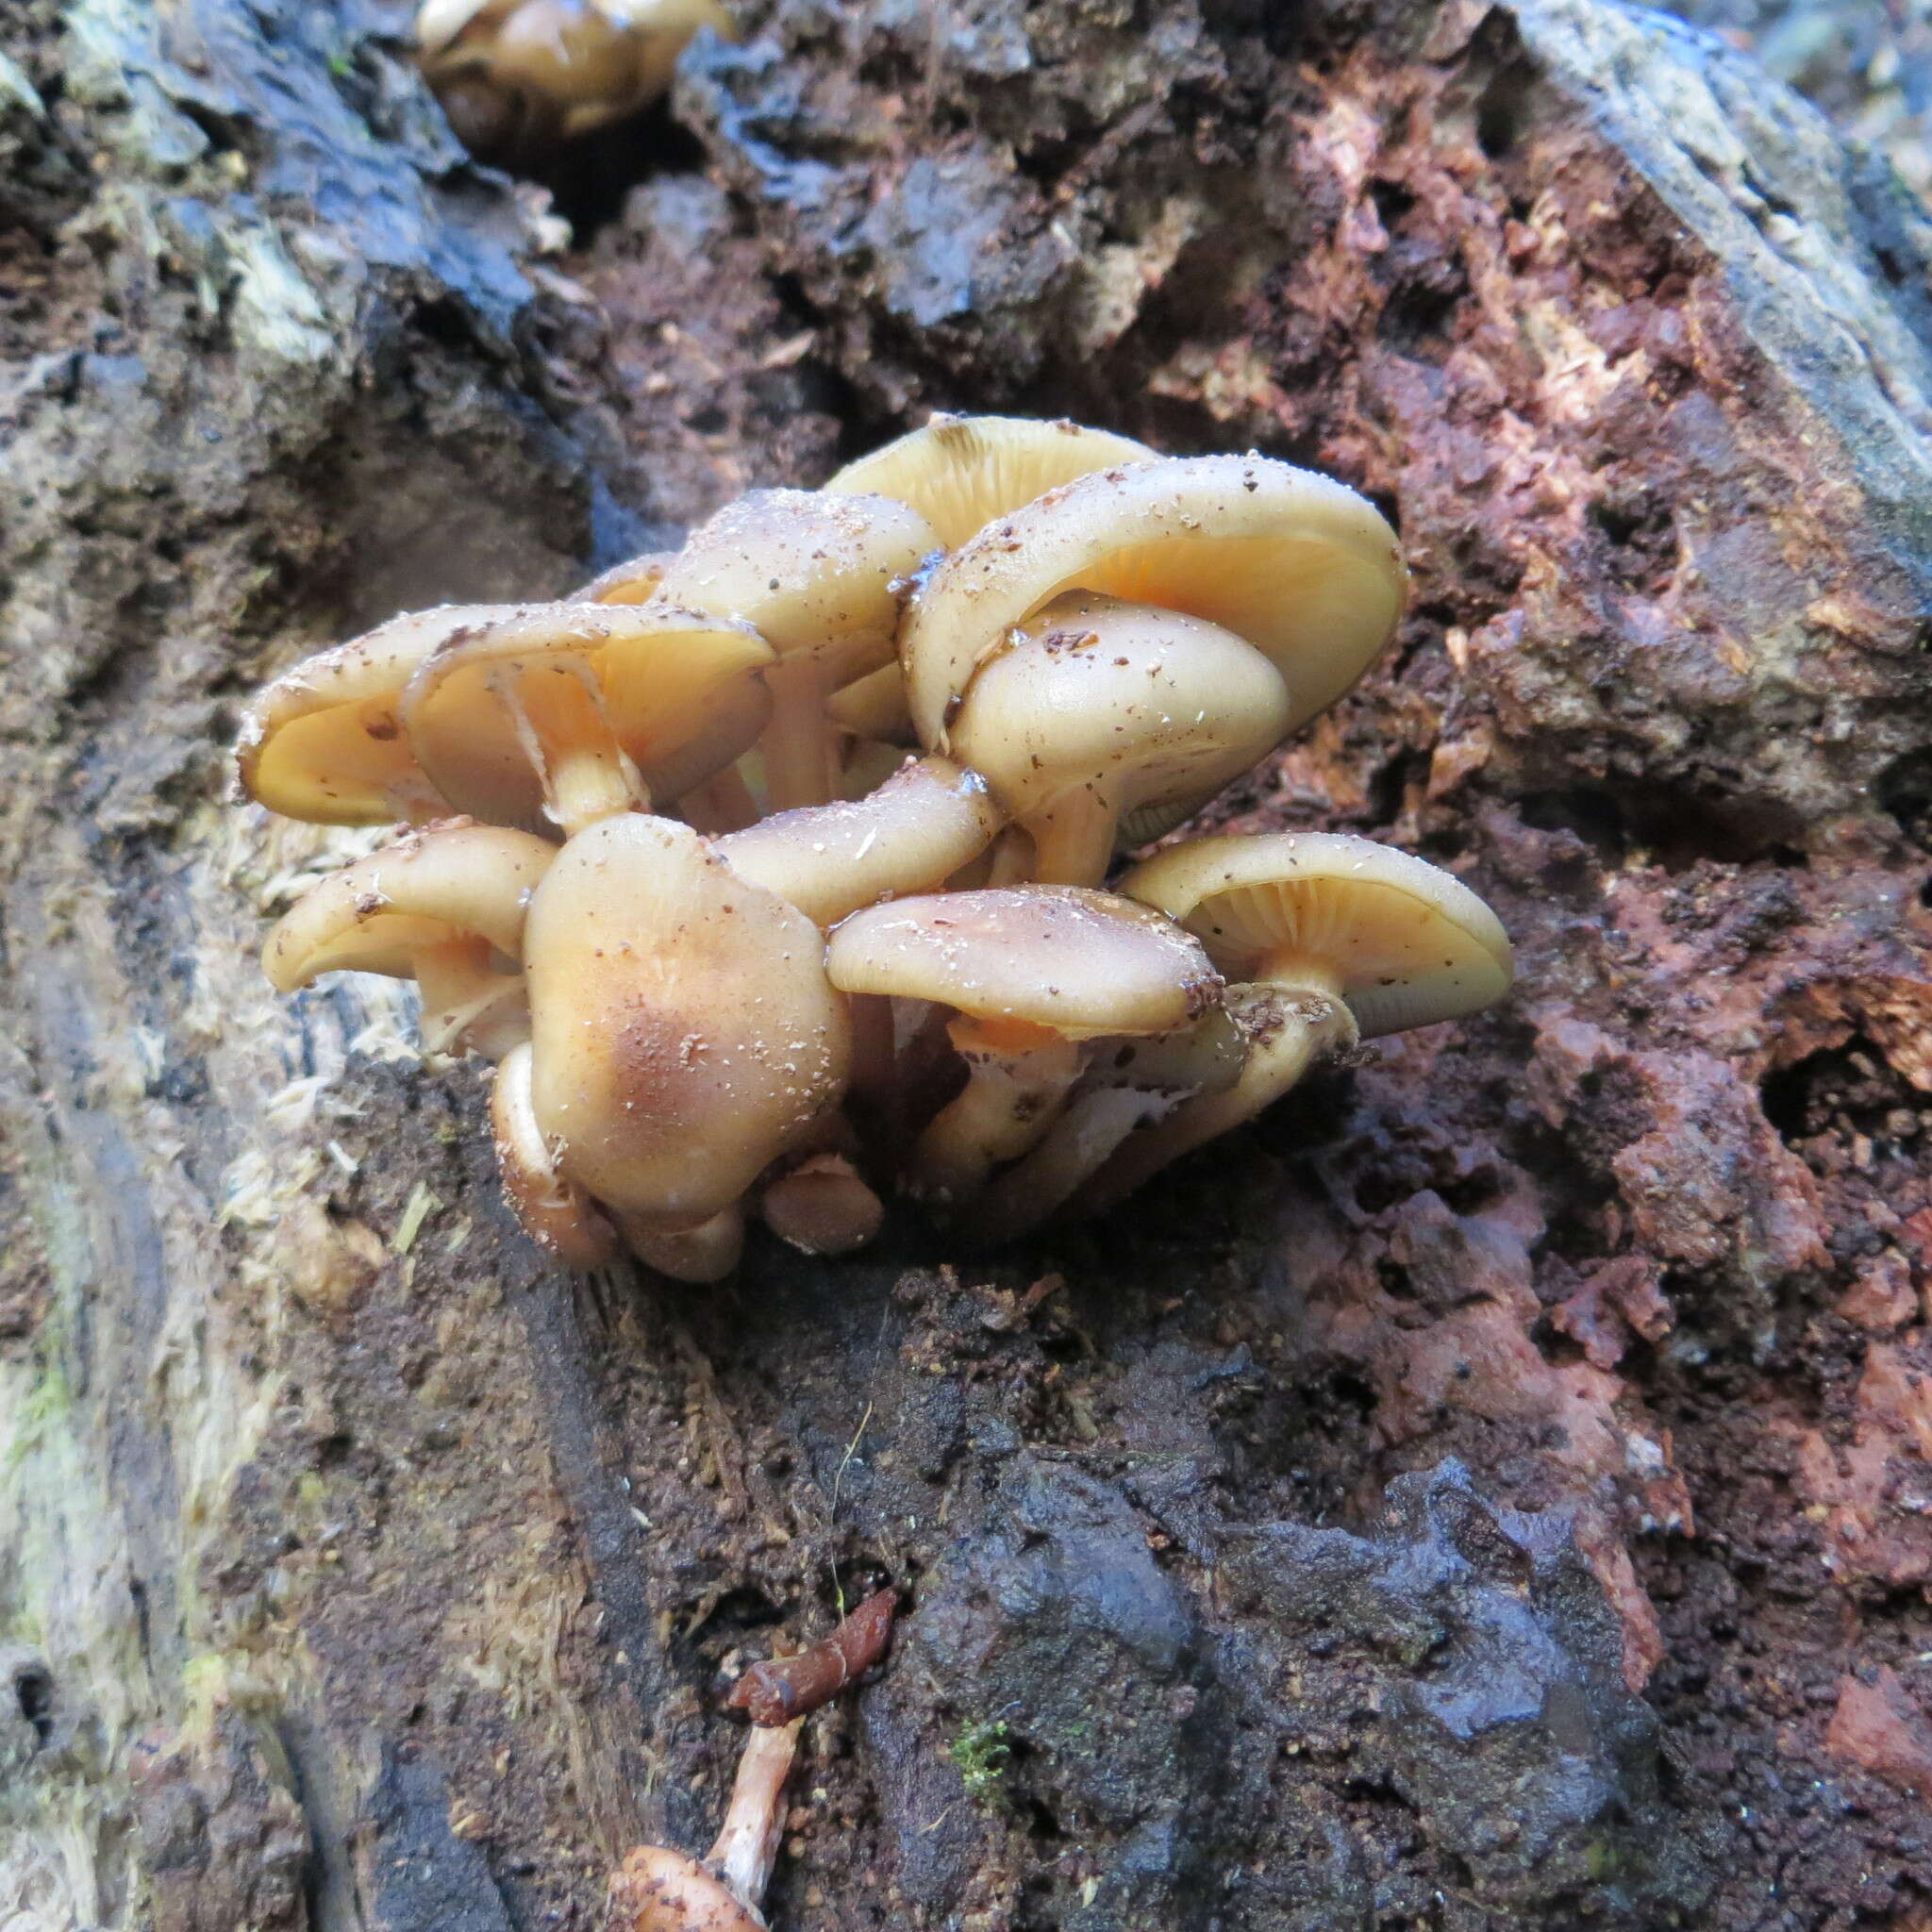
[714,754,1005,925]
[262,819,555,1058]
[610,1591,897,1932]
[946,591,1293,886]
[1075,831,1514,1211]
[238,605,525,826]
[900,451,1407,757]
[519,815,851,1280]
[416,0,730,162]
[823,412,1155,550]
[825,887,1223,1208]
[399,602,774,839]
[650,491,941,812]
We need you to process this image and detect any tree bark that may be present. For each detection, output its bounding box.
[3,2,1930,1929]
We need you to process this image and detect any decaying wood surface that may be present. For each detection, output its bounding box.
[3,3,1930,1928]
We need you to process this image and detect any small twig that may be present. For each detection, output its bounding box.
[727,1589,898,1726]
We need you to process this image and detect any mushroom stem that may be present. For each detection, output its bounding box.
[946,826,1036,891]
[975,1013,1246,1241]
[615,1205,746,1283]
[1025,783,1123,888]
[495,663,646,835]
[826,661,913,744]
[846,992,898,1103]
[1077,973,1357,1215]
[411,935,528,1058]
[548,746,641,835]
[986,827,1036,888]
[708,1717,803,1909]
[975,1083,1175,1242]
[678,763,763,835]
[607,1717,802,1932]
[757,654,837,812]
[911,1019,1083,1206]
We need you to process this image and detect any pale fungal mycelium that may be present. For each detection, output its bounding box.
[238,414,1514,1275]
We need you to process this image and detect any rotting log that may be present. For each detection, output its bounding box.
[3,2,1931,1929]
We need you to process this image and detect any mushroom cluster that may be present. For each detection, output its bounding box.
[240,416,1513,1278]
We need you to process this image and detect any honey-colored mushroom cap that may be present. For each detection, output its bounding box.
[611,1205,746,1284]
[416,0,509,58]
[716,755,1004,925]
[826,886,1221,1041]
[263,822,551,987]
[608,1846,765,1932]
[613,0,735,100]
[488,0,643,126]
[901,452,1405,750]
[947,591,1292,885]
[1120,831,1512,1038]
[238,605,526,826]
[523,815,851,1227]
[262,820,553,1057]
[653,491,936,682]
[824,413,1155,550]
[400,600,773,839]
[652,490,940,809]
